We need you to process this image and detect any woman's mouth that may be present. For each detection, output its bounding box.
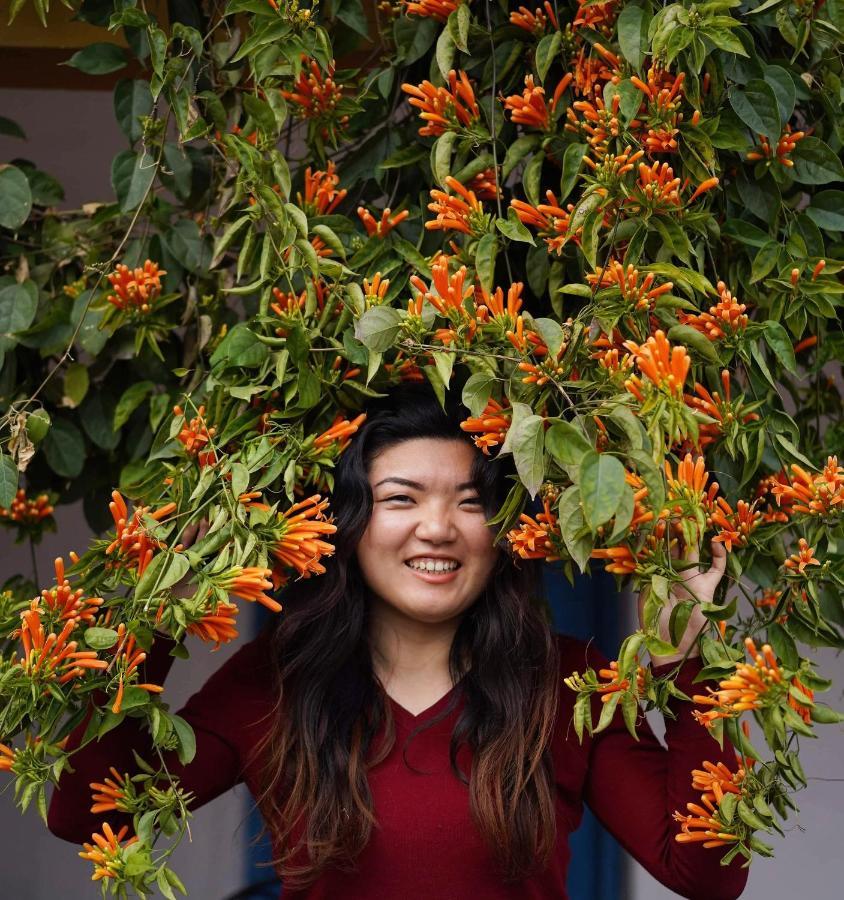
[404,558,461,583]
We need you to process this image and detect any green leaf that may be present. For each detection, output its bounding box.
[579,451,627,529]
[165,219,212,272]
[354,306,403,352]
[169,714,197,765]
[791,137,844,186]
[243,92,277,135]
[84,627,119,650]
[763,320,798,374]
[750,240,780,284]
[462,373,496,416]
[665,324,721,364]
[0,452,18,507]
[114,381,155,429]
[475,233,498,292]
[0,166,32,230]
[43,418,85,478]
[558,485,592,574]
[111,150,157,212]
[435,25,455,80]
[0,278,37,333]
[135,552,190,600]
[805,191,844,231]
[63,363,90,408]
[114,79,153,143]
[729,80,780,140]
[64,43,127,76]
[496,210,535,245]
[617,4,650,71]
[0,116,25,139]
[559,142,587,202]
[545,420,592,467]
[510,414,545,499]
[503,135,540,180]
[431,132,457,188]
[762,65,796,125]
[535,31,562,83]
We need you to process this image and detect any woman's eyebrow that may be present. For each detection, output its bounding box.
[373,477,477,490]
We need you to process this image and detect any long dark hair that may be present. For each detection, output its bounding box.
[252,382,560,888]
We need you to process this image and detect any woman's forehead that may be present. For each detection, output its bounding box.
[368,438,476,485]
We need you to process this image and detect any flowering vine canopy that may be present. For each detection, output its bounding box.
[1,0,844,894]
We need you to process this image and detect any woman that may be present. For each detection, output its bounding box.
[48,383,748,899]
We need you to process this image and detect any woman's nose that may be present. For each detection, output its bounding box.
[413,503,457,542]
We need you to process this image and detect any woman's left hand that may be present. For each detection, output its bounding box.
[637,536,728,668]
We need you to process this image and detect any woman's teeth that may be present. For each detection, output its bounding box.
[406,559,460,572]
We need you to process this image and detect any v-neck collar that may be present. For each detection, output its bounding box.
[387,678,465,725]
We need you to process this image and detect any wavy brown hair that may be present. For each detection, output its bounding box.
[252,382,560,889]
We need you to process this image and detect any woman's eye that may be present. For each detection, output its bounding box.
[461,497,484,506]
[386,495,412,502]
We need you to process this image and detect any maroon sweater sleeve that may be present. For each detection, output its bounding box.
[47,628,275,844]
[565,638,749,900]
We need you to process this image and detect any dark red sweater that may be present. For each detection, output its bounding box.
[48,630,749,899]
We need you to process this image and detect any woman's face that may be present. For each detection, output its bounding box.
[356,437,500,627]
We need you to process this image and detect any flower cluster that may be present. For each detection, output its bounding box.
[402,69,479,137]
[106,261,165,315]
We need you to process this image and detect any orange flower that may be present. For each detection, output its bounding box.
[426,175,488,236]
[771,457,844,518]
[39,557,103,625]
[18,601,108,685]
[586,260,673,312]
[79,823,138,882]
[0,742,16,772]
[783,537,820,574]
[460,397,512,455]
[507,497,562,561]
[90,768,132,814]
[590,544,638,575]
[299,162,346,215]
[401,69,479,137]
[357,206,409,238]
[187,601,240,651]
[747,124,805,167]
[106,261,165,314]
[466,168,500,200]
[595,659,646,701]
[664,453,715,504]
[570,44,616,98]
[692,638,783,730]
[673,794,741,848]
[709,497,763,552]
[679,281,748,341]
[383,351,426,383]
[503,73,572,130]
[281,57,346,126]
[623,330,690,399]
[0,489,53,526]
[683,370,760,450]
[754,471,793,524]
[410,255,475,320]
[173,404,217,468]
[105,490,176,577]
[793,334,818,354]
[475,281,524,323]
[404,0,462,21]
[109,623,164,714]
[510,191,576,254]
[566,92,622,149]
[788,676,814,724]
[504,313,548,355]
[630,160,683,210]
[510,2,558,34]
[313,412,367,455]
[573,0,618,34]
[270,495,338,586]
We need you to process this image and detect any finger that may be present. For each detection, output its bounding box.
[197,517,211,541]
[708,537,727,575]
[181,522,199,547]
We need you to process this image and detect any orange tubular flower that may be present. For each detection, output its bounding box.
[271,494,338,586]
[313,412,367,455]
[510,2,558,34]
[357,206,409,238]
[683,370,760,451]
[426,175,488,236]
[410,255,475,318]
[280,57,345,124]
[0,489,54,526]
[596,659,646,701]
[623,330,690,399]
[788,676,814,723]
[90,768,131,814]
[105,491,176,577]
[784,537,820,574]
[106,261,166,314]
[755,470,794,524]
[460,397,512,455]
[18,601,108,685]
[673,794,741,848]
[187,601,240,651]
[467,168,500,200]
[401,69,480,137]
[507,497,562,562]
[692,638,784,730]
[173,404,217,468]
[586,260,673,312]
[590,544,638,575]
[79,823,138,882]
[476,282,524,323]
[511,190,576,254]
[299,162,346,215]
[573,0,618,34]
[0,742,15,772]
[39,557,103,625]
[110,623,164,714]
[709,497,763,552]
[504,73,572,131]
[678,281,748,341]
[218,566,280,613]
[404,0,462,21]
[664,453,714,505]
[771,457,844,518]
[747,124,805,167]
[566,92,622,149]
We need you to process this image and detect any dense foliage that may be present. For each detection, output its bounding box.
[1,0,843,894]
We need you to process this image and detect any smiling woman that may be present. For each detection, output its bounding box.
[47,382,749,900]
